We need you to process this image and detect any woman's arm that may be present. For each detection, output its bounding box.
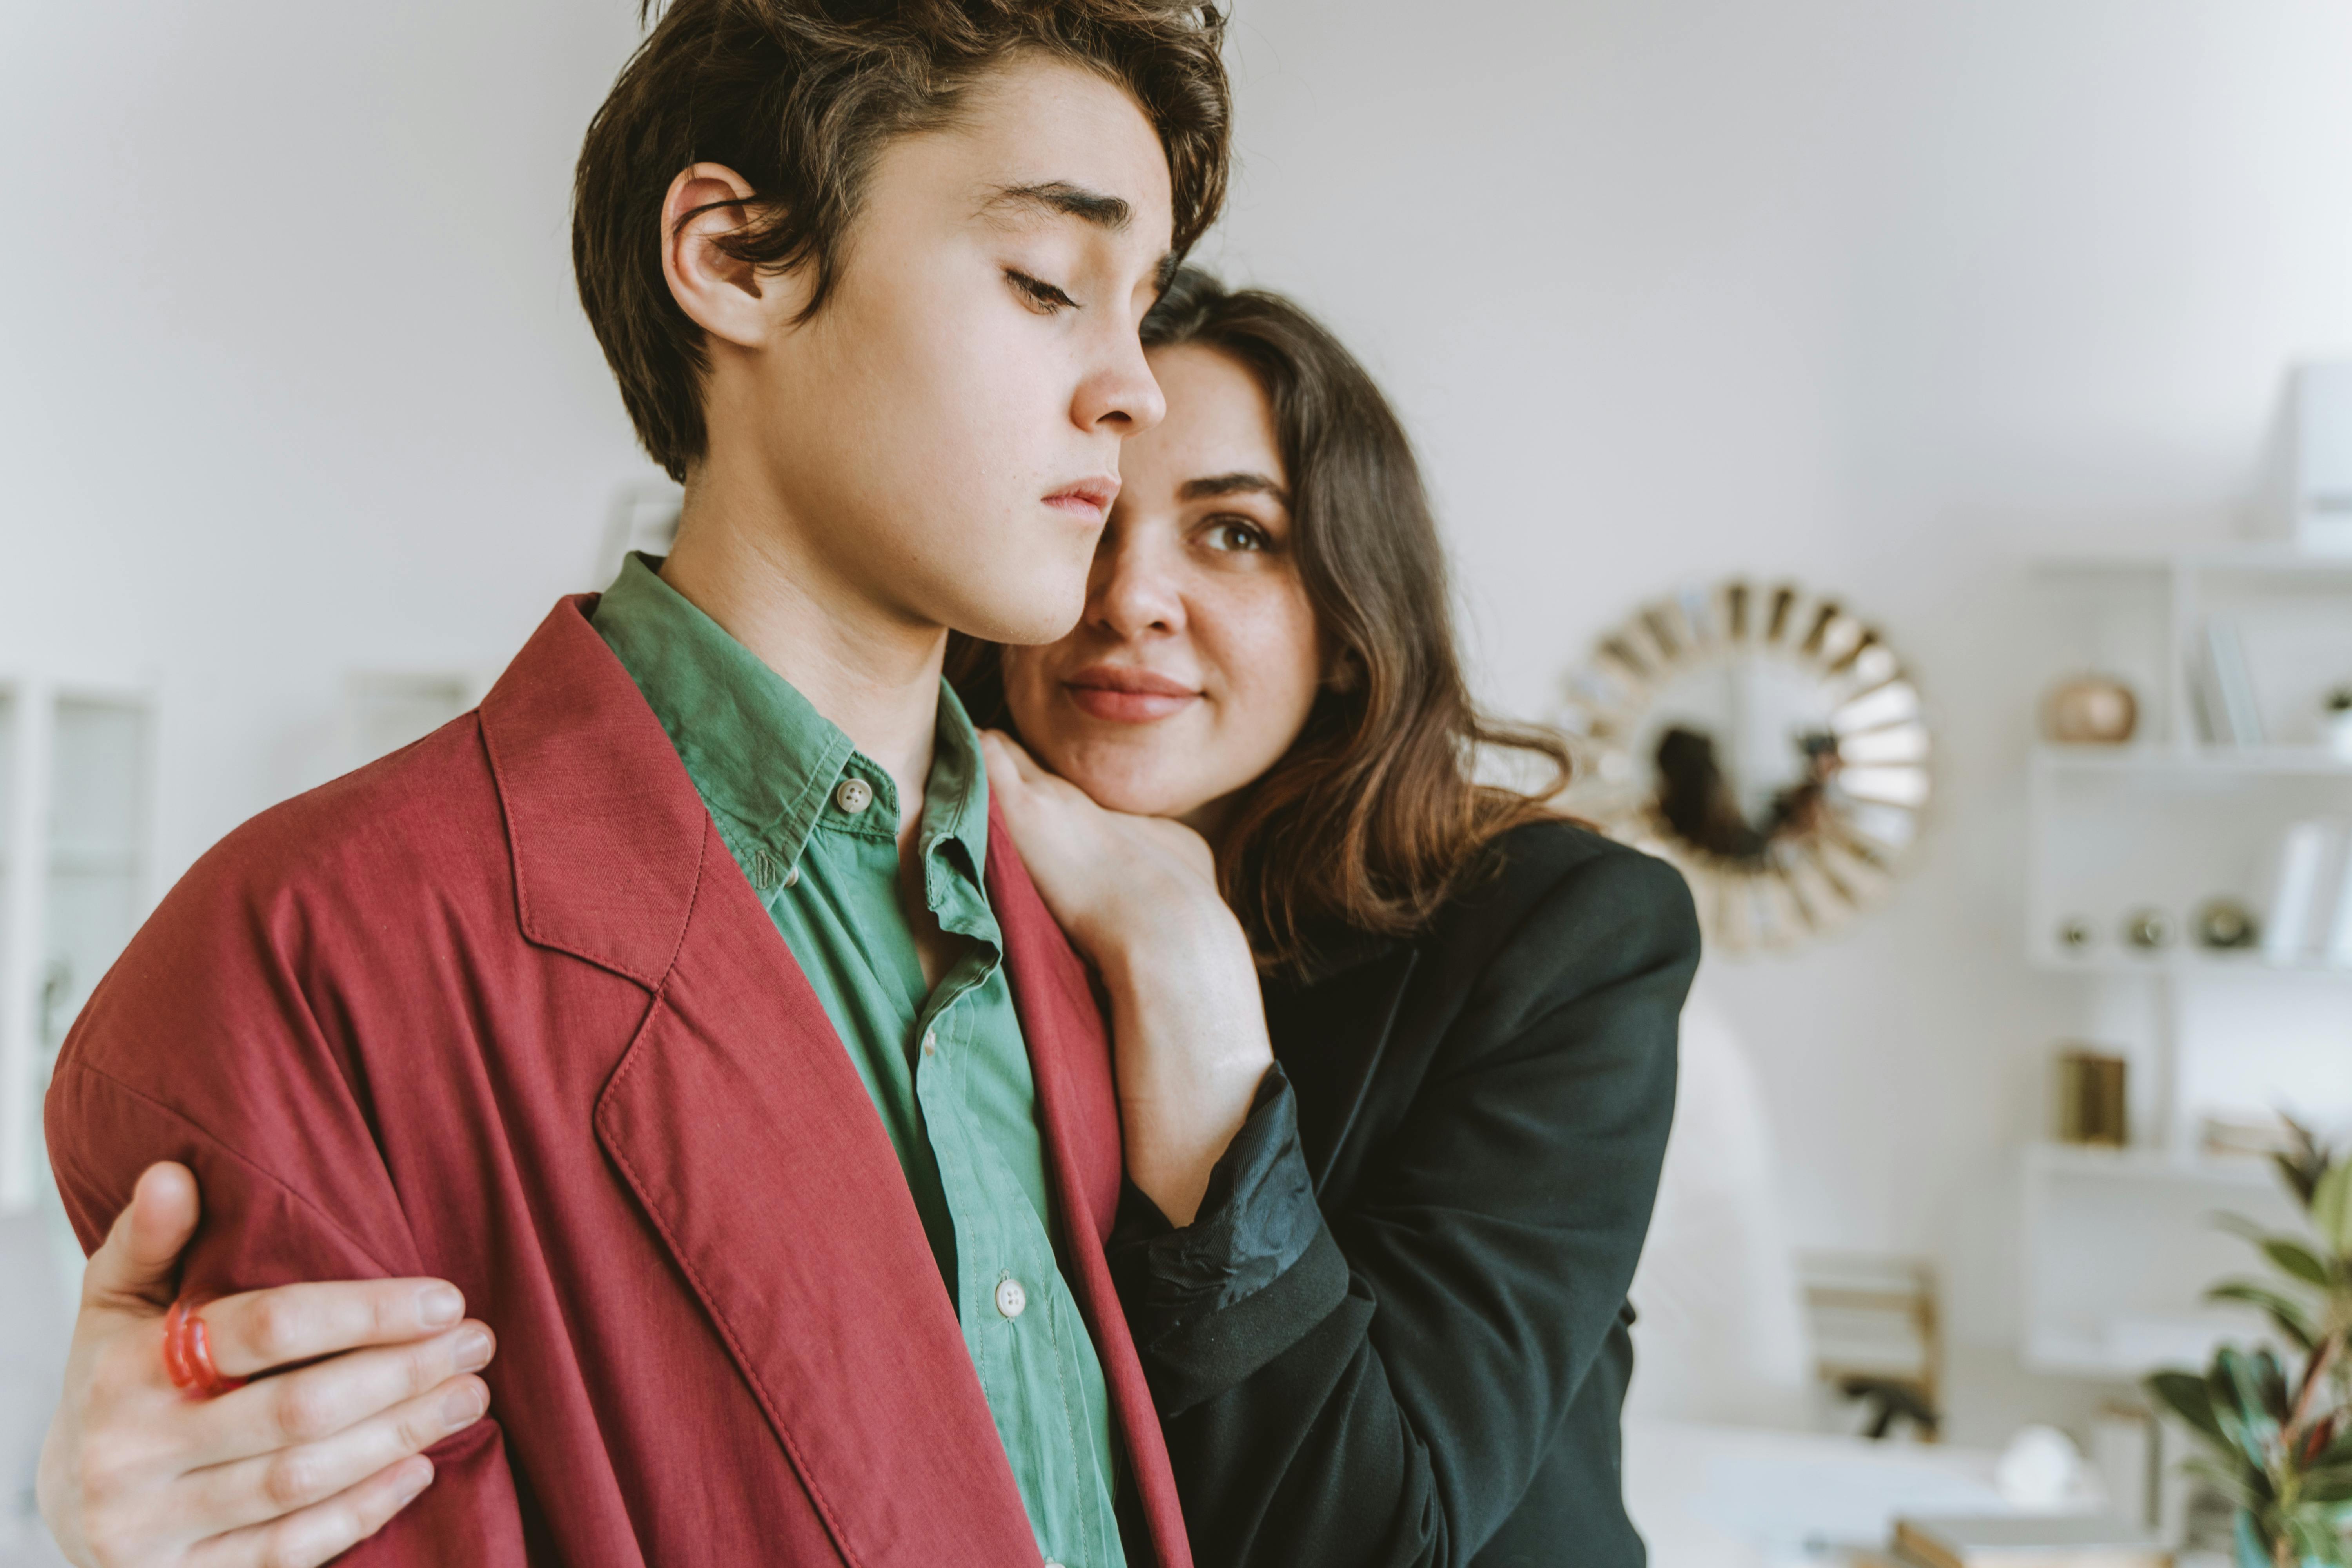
[38,1163,492,1568]
[1115,842,1697,1568]
[980,732,1274,1223]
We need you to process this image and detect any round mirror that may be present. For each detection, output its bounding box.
[1554,580,1931,953]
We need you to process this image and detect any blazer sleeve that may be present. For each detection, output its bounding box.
[1111,843,1697,1568]
[44,855,533,1566]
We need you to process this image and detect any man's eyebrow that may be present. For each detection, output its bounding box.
[981,181,1134,233]
[1180,472,1290,506]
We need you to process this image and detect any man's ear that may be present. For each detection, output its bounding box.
[660,163,809,348]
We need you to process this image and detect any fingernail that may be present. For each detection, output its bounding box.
[419,1285,463,1328]
[454,1327,494,1371]
[396,1459,433,1504]
[441,1381,488,1428]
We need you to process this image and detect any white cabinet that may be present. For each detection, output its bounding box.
[0,679,155,1214]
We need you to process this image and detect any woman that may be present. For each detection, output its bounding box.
[40,271,1697,1567]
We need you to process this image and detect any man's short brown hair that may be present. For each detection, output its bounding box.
[574,0,1231,482]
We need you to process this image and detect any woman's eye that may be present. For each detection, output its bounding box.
[1204,518,1271,553]
[1006,270,1077,315]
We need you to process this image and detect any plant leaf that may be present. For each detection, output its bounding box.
[2278,1117,2325,1207]
[2265,1238,2334,1288]
[2253,1346,2293,1421]
[2151,1369,2231,1448]
[2215,1348,2283,1466]
[2312,1157,2352,1257]
[2189,1456,2268,1512]
[2292,1465,2352,1503]
[2234,1507,2272,1568]
[2208,1280,2320,1351]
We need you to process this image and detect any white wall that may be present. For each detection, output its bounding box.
[6,0,2352,1367]
[0,0,654,876]
[1192,0,2352,1353]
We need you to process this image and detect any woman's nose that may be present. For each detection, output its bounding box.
[1087,526,1186,637]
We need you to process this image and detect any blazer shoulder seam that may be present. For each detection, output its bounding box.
[51,1058,409,1279]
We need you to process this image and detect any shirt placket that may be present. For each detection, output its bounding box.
[916,861,1101,1568]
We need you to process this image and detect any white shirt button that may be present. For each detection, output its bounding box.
[834,777,873,815]
[921,1030,937,1057]
[994,1277,1027,1319]
[781,864,799,889]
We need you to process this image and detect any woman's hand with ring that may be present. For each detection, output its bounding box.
[38,1163,496,1568]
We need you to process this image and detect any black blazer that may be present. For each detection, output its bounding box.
[1109,821,1699,1568]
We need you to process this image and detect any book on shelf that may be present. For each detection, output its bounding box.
[1891,1514,2170,1568]
[2195,618,2264,747]
[2328,838,2352,967]
[2264,819,2350,966]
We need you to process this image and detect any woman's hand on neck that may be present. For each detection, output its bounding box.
[980,730,1274,1225]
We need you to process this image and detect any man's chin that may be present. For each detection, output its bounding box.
[942,583,1090,649]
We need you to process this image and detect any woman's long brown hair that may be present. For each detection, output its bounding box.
[949,269,1570,971]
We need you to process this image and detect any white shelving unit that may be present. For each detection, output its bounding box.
[0,677,156,1215]
[2019,549,2352,1379]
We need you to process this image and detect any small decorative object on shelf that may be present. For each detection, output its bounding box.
[2327,687,2352,762]
[2057,917,2095,952]
[2147,1119,2352,1567]
[2055,1047,2128,1147]
[2122,907,2174,951]
[2196,897,2261,951]
[2041,673,2138,745]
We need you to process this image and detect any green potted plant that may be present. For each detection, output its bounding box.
[2148,1123,2352,1567]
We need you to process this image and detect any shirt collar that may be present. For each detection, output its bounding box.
[592,552,989,884]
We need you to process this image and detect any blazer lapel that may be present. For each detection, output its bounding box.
[987,806,1194,1568]
[1266,946,1419,1194]
[486,600,1040,1567]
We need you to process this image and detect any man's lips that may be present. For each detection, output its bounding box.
[1062,664,1201,724]
[1042,476,1121,520]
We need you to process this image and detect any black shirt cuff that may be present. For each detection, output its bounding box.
[1108,1065,1352,1412]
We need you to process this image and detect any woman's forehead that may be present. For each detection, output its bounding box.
[1136,344,1285,490]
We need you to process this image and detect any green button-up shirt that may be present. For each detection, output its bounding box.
[594,554,1125,1568]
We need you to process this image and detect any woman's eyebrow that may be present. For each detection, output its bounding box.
[1180,471,1289,505]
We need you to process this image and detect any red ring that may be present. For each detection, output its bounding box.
[163,1299,246,1399]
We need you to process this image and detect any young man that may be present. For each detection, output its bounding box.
[37,2,1229,1563]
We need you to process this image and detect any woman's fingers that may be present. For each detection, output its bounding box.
[185,1455,436,1568]
[201,1277,470,1379]
[191,1372,485,1536]
[196,1322,496,1464]
[82,1162,200,1312]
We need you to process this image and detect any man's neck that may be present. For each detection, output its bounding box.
[659,468,946,846]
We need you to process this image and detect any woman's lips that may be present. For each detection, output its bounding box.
[1062,666,1200,724]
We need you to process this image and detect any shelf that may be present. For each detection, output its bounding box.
[2030,949,2352,977]
[2033,744,2352,777]
[2024,1140,2279,1190]
[2036,546,2352,579]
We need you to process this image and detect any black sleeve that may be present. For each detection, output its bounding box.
[1111,844,1697,1568]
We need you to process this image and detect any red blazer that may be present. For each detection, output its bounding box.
[46,597,1192,1568]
